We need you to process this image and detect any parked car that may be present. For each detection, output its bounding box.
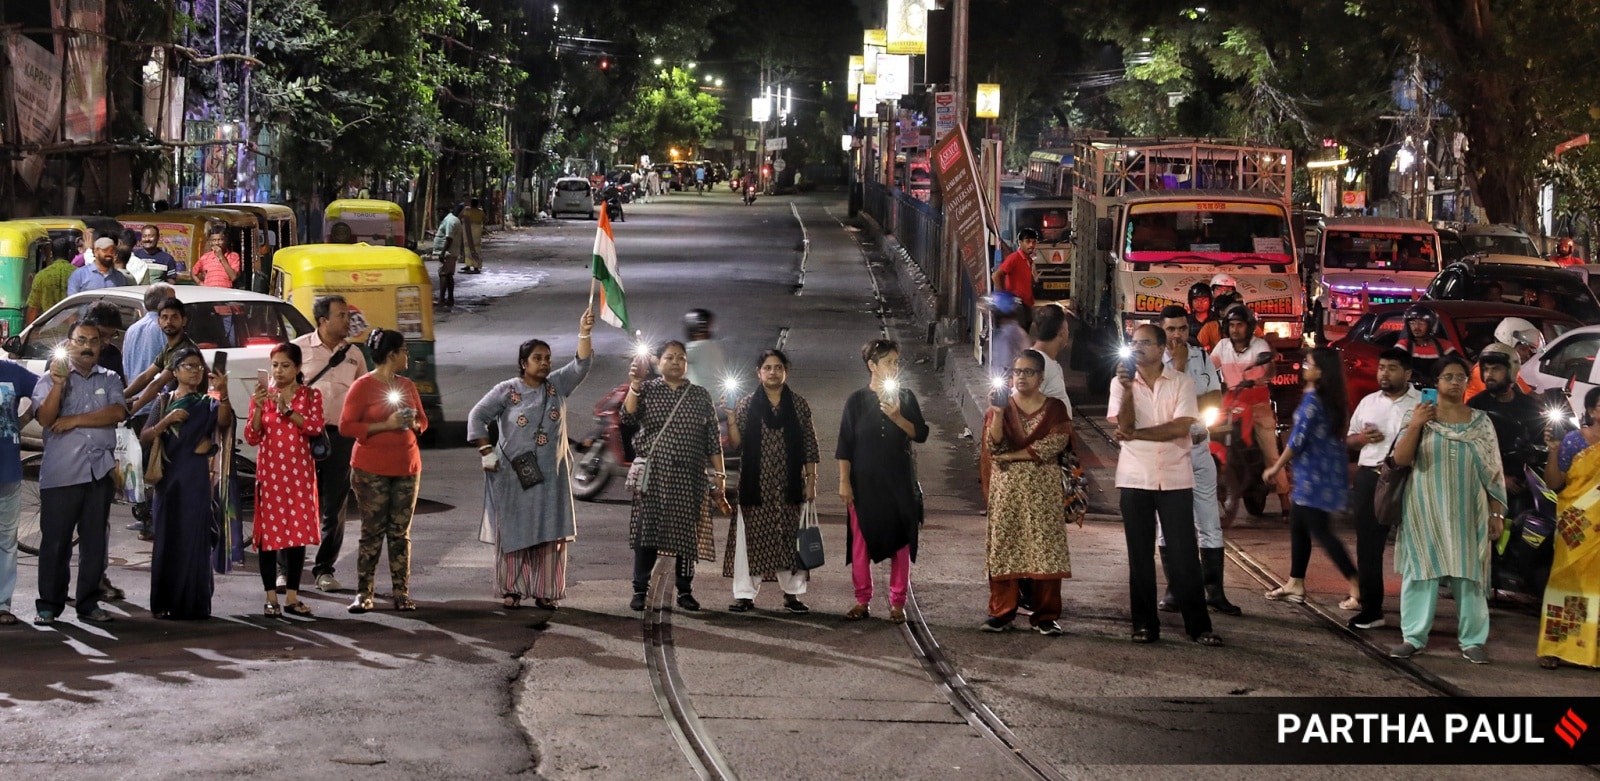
[1437,222,1543,263]
[1519,323,1600,419]
[1422,254,1600,323]
[5,286,316,453]
[550,176,596,219]
[1330,300,1581,402]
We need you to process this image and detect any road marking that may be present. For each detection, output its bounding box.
[790,202,810,294]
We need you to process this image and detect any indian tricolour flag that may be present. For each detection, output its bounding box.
[589,209,629,329]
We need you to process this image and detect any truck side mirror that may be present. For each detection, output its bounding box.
[1,336,20,357]
[1095,217,1113,251]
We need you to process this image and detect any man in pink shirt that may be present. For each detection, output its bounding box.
[193,232,242,288]
[1107,324,1223,647]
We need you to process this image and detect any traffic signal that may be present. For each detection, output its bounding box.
[599,58,610,71]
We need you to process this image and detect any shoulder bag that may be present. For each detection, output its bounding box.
[1373,435,1412,527]
[624,388,690,495]
[508,391,550,490]
[303,344,352,462]
[794,501,825,570]
[144,392,171,484]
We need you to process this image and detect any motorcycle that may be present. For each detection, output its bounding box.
[743,183,757,205]
[1211,351,1279,524]
[571,381,741,501]
[603,187,625,222]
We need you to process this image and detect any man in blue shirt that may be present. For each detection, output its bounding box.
[31,322,127,624]
[1158,304,1240,616]
[66,237,129,296]
[0,358,40,625]
[119,284,175,539]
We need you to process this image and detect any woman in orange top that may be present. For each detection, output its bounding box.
[339,329,429,612]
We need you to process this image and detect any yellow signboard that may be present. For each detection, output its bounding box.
[847,55,863,101]
[864,29,887,47]
[975,83,1001,119]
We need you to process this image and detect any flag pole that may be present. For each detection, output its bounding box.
[588,277,597,310]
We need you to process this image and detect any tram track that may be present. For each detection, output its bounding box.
[642,561,738,781]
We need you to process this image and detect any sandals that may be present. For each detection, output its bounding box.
[284,602,314,617]
[1264,587,1306,604]
[0,611,17,626]
[263,603,282,618]
[889,606,906,624]
[348,595,374,614]
[503,593,523,610]
[533,598,558,610]
[1130,629,1156,644]
[844,603,870,621]
[1338,596,1362,612]
[1192,632,1224,647]
[393,595,418,612]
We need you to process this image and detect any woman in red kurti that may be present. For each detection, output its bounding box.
[245,343,325,617]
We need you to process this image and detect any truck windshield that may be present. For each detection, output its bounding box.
[1463,234,1541,258]
[1013,206,1071,244]
[1125,202,1292,261]
[1322,231,1438,273]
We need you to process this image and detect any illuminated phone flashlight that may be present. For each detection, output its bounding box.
[387,389,404,407]
[633,338,652,358]
[990,375,1007,390]
[721,377,740,395]
[882,378,899,395]
[52,346,69,362]
[1117,345,1133,361]
[1202,407,1220,427]
[1546,407,1569,422]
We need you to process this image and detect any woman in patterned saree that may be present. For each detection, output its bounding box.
[981,350,1073,636]
[1538,386,1600,670]
[1388,355,1506,664]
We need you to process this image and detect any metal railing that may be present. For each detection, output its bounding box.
[892,189,944,293]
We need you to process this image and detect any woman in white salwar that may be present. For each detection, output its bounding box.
[468,310,594,609]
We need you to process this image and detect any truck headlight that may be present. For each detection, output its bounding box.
[1261,321,1301,340]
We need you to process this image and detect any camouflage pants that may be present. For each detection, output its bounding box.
[350,468,420,598]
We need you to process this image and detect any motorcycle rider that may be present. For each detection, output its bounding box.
[1550,237,1583,267]
[1195,274,1242,351]
[1393,304,1455,381]
[1210,303,1290,517]
[1466,316,1541,400]
[684,308,731,406]
[1186,282,1214,340]
[1158,305,1240,615]
[1468,343,1544,514]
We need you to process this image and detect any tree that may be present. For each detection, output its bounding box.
[611,67,723,158]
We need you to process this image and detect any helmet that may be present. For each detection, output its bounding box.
[1187,282,1213,303]
[1477,342,1520,374]
[1212,292,1242,315]
[1494,316,1544,351]
[1222,303,1255,330]
[1558,237,1576,254]
[1402,304,1438,328]
[1210,273,1239,290]
[683,308,714,339]
[985,291,1022,316]
[1017,227,1041,243]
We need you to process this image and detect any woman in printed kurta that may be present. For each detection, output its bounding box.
[468,311,594,610]
[1538,387,1600,670]
[1389,355,1506,663]
[144,348,233,620]
[982,350,1073,635]
[245,343,325,617]
[623,340,729,612]
[1261,347,1360,608]
[723,350,820,613]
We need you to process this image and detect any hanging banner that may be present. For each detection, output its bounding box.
[931,123,997,296]
[53,0,108,143]
[847,55,863,101]
[876,54,910,101]
[7,33,63,189]
[857,83,877,118]
[862,43,883,85]
[886,0,928,55]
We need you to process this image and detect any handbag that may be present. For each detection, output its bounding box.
[625,389,691,496]
[510,450,544,489]
[1373,438,1411,527]
[794,501,825,570]
[303,344,353,463]
[144,392,170,485]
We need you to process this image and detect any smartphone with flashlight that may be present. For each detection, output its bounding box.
[257,368,270,389]
[1118,347,1136,378]
[1420,388,1438,405]
[989,378,1013,408]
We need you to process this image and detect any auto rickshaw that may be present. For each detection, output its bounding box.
[0,221,51,337]
[324,199,406,247]
[270,243,442,439]
[27,216,125,260]
[117,211,216,282]
[220,203,299,292]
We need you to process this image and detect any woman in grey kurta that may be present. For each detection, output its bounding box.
[469,311,594,609]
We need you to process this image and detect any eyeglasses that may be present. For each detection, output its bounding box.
[69,336,102,346]
[1437,374,1469,383]
[175,363,206,372]
[1129,339,1157,348]
[1010,368,1041,377]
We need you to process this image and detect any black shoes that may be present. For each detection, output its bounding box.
[629,592,647,612]
[1036,620,1064,636]
[1348,612,1386,630]
[1200,548,1242,616]
[676,593,701,611]
[783,595,810,614]
[979,616,1011,632]
[728,598,754,612]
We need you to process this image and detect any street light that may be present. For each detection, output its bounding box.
[653,57,663,65]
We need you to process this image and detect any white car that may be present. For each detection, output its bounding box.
[1520,322,1600,419]
[550,176,596,219]
[7,286,316,450]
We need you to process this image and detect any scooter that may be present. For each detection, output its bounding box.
[603,187,625,222]
[1493,465,1558,601]
[1212,352,1278,524]
[571,381,741,501]
[743,183,757,205]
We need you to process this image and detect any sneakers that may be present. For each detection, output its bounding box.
[783,595,810,614]
[727,598,754,613]
[629,592,647,612]
[676,593,700,612]
[1035,620,1064,636]
[315,573,342,592]
[1348,613,1386,630]
[1388,642,1421,659]
[1461,645,1490,665]
[979,616,1011,632]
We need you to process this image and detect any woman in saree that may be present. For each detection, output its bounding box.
[981,350,1074,636]
[1538,386,1600,670]
[142,347,233,619]
[1388,355,1506,664]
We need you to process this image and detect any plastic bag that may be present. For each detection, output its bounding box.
[115,424,146,504]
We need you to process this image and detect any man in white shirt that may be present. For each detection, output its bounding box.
[1159,305,1239,615]
[1210,303,1288,516]
[1343,347,1419,631]
[1108,324,1222,647]
[291,295,368,592]
[1030,303,1073,416]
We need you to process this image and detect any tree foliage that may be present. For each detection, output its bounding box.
[611,68,723,158]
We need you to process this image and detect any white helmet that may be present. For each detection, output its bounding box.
[1494,317,1544,351]
[1210,273,1239,289]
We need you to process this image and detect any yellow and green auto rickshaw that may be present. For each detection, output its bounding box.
[221,203,299,292]
[0,221,50,338]
[324,199,406,247]
[270,243,442,437]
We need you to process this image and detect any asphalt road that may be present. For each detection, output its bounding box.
[0,190,1591,780]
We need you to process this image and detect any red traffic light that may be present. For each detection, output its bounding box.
[599,58,610,70]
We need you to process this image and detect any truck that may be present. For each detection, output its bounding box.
[1067,138,1306,406]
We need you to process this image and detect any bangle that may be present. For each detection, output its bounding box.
[579,334,591,340]
[478,445,493,454]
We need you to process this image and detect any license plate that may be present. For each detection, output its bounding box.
[1043,282,1070,290]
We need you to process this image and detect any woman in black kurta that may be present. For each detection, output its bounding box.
[836,340,929,623]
